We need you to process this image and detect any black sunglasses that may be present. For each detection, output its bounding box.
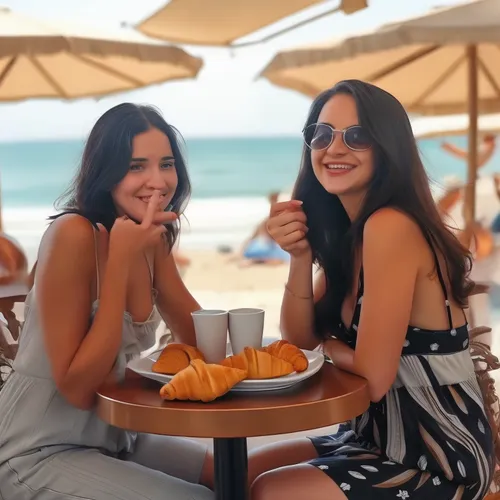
[303,123,374,152]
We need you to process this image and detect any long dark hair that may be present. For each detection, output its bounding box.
[51,103,191,250]
[293,80,473,341]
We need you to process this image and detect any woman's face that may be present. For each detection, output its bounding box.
[311,93,375,200]
[112,127,178,222]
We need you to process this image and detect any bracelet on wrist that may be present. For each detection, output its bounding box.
[284,283,313,300]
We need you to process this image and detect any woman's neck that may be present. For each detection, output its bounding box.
[338,191,365,221]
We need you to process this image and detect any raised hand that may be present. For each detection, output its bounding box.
[266,200,311,258]
[109,190,177,262]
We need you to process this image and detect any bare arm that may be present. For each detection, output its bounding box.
[441,141,467,159]
[280,256,325,351]
[154,240,200,346]
[37,215,130,410]
[324,209,419,402]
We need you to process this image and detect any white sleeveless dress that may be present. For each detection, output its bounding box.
[0,227,212,500]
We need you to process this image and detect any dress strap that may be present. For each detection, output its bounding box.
[145,253,154,286]
[424,235,454,330]
[357,267,365,297]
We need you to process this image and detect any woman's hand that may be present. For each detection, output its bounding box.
[266,200,311,258]
[109,191,177,262]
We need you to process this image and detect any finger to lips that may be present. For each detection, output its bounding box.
[142,191,160,227]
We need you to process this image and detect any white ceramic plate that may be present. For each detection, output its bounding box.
[128,349,325,392]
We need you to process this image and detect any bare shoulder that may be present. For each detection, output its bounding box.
[364,208,423,246]
[39,214,96,265]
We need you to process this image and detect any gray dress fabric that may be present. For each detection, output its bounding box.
[0,230,212,500]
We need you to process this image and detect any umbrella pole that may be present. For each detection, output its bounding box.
[463,45,478,232]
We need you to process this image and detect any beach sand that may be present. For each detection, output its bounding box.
[181,250,289,339]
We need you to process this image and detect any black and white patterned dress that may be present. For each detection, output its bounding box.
[308,246,495,499]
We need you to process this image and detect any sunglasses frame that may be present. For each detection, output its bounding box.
[302,123,373,152]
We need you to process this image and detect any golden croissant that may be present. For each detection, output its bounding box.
[261,340,309,373]
[159,359,247,402]
[220,347,294,379]
[152,343,205,375]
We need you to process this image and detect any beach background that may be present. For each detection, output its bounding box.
[2,133,500,347]
[3,133,500,257]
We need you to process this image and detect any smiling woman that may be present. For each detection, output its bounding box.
[0,103,214,500]
[250,80,495,500]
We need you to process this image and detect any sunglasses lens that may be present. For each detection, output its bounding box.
[304,124,333,150]
[344,126,373,150]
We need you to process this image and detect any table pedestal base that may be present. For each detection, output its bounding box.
[214,437,248,500]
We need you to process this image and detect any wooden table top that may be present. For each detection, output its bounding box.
[96,363,370,438]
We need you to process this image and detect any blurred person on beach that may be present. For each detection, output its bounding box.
[0,104,214,500]
[248,80,494,500]
[438,132,500,236]
[235,191,291,267]
[441,132,497,170]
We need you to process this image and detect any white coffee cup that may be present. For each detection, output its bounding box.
[228,308,265,355]
[191,309,228,363]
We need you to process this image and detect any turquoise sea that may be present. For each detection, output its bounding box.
[1,134,499,255]
[0,135,499,208]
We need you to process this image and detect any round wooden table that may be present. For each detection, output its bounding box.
[97,362,369,500]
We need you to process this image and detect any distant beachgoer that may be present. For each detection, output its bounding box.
[237,191,290,267]
[490,174,500,233]
[441,133,497,170]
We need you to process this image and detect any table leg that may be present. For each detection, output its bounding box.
[213,437,248,500]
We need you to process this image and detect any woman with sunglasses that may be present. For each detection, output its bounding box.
[248,80,494,500]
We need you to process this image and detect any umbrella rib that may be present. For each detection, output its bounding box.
[410,53,466,111]
[232,3,344,49]
[364,45,440,82]
[28,56,69,98]
[72,53,145,87]
[476,55,500,99]
[0,55,18,87]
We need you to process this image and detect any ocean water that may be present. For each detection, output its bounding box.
[1,135,499,255]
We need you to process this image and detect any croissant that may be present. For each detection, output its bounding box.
[221,347,294,379]
[159,359,247,402]
[261,340,309,373]
[152,343,205,375]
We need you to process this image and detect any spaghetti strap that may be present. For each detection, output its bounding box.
[145,253,154,286]
[91,226,100,299]
[425,236,455,330]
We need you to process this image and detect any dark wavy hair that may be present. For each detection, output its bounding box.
[50,103,191,250]
[293,80,473,341]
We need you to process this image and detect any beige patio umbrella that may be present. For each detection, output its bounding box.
[137,0,368,47]
[0,6,203,102]
[413,114,500,139]
[0,7,203,231]
[260,0,500,227]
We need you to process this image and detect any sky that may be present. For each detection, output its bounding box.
[1,0,462,141]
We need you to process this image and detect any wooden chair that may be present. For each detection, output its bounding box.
[467,282,500,497]
[0,260,35,350]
